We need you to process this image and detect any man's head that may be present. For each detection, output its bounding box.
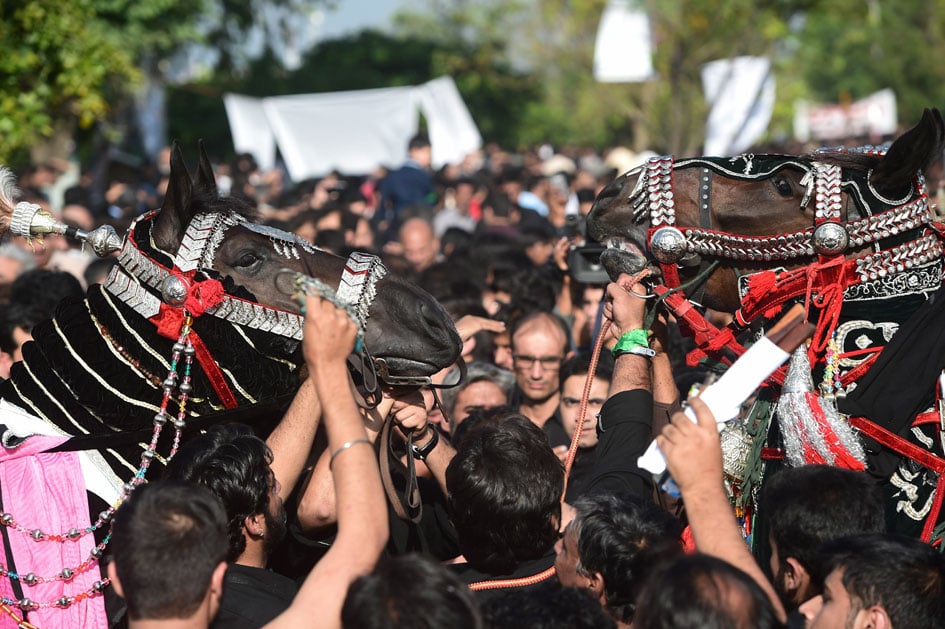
[342,553,483,628]
[164,423,286,562]
[483,580,616,629]
[761,465,885,609]
[0,243,35,286]
[510,311,571,405]
[108,481,228,623]
[0,302,44,376]
[555,492,682,625]
[408,133,432,169]
[633,554,783,629]
[799,534,945,629]
[446,412,564,575]
[558,354,613,449]
[439,361,515,435]
[399,217,439,273]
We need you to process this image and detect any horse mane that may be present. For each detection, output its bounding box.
[802,150,882,173]
[187,186,259,222]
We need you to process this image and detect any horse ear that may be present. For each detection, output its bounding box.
[870,108,945,198]
[152,142,195,253]
[194,140,218,197]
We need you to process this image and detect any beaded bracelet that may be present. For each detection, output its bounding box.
[611,328,651,357]
[329,438,372,468]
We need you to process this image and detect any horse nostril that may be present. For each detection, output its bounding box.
[420,302,442,328]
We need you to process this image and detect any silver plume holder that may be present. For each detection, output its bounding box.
[9,201,122,257]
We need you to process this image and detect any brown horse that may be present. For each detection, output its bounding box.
[0,145,461,627]
[587,109,945,541]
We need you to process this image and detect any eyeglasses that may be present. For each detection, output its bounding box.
[513,354,564,371]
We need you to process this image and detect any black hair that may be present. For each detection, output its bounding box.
[110,481,228,621]
[441,227,473,258]
[11,269,84,320]
[0,302,45,354]
[483,580,616,629]
[314,228,346,254]
[633,554,785,629]
[440,362,516,422]
[342,554,483,629]
[446,413,563,574]
[164,423,274,562]
[761,465,885,577]
[408,133,431,151]
[84,257,118,288]
[559,352,614,390]
[449,404,516,451]
[816,534,945,629]
[569,493,683,624]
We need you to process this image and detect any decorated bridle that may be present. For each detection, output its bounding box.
[625,153,942,374]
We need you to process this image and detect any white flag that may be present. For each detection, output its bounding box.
[593,0,654,83]
[702,56,775,155]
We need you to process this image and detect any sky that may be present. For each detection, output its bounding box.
[314,0,411,41]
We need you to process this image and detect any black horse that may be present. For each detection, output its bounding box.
[0,145,462,627]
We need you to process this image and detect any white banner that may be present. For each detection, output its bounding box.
[263,86,418,181]
[414,76,483,168]
[593,0,654,83]
[702,56,775,156]
[794,89,898,142]
[223,93,277,172]
[223,77,482,180]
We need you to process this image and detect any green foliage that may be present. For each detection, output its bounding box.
[795,0,945,128]
[0,0,139,164]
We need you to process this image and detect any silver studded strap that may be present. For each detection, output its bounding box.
[335,251,388,331]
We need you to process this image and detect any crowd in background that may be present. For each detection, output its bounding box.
[2,134,945,629]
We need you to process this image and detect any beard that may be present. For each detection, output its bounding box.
[262,498,288,558]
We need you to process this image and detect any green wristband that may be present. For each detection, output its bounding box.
[612,329,650,357]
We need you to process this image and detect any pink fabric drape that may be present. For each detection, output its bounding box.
[0,435,108,628]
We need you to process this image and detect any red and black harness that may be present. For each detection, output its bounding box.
[630,154,945,540]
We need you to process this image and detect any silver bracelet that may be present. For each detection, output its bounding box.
[329,438,372,468]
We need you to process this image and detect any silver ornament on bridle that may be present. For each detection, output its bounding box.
[101,211,387,342]
[628,155,937,283]
[812,222,850,256]
[649,226,689,264]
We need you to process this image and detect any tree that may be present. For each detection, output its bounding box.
[0,0,138,165]
[794,0,945,131]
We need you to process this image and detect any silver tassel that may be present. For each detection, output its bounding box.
[776,348,866,468]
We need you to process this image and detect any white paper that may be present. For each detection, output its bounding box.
[638,337,790,475]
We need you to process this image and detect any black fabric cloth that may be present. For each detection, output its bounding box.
[386,476,461,560]
[542,411,571,449]
[585,389,655,500]
[450,549,557,602]
[211,563,297,629]
[838,282,945,435]
[564,446,597,503]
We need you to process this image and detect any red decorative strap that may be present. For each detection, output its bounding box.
[148,274,238,409]
[848,416,945,474]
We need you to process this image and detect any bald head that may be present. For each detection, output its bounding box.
[399,217,439,273]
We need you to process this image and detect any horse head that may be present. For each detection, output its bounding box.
[587,108,945,314]
[146,144,462,381]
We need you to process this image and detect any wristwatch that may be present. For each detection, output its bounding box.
[410,426,440,461]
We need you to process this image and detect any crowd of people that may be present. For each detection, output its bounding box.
[2,133,945,629]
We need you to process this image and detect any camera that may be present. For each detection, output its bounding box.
[564,214,609,284]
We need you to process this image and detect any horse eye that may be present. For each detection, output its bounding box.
[773,177,792,197]
[234,252,262,268]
